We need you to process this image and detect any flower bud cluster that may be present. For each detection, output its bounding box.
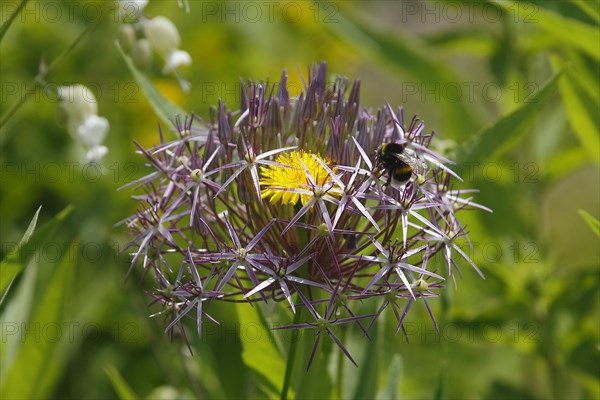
[118,1,192,90]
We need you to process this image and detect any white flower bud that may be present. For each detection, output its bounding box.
[143,16,181,57]
[131,38,153,70]
[58,85,97,122]
[118,23,136,53]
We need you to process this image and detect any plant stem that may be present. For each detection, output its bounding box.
[281,205,309,400]
[434,281,452,400]
[336,324,347,398]
[280,305,302,400]
[0,0,28,42]
[0,6,104,129]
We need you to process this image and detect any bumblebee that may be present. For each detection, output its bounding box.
[376,142,413,188]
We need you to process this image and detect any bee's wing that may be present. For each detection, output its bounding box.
[392,152,415,167]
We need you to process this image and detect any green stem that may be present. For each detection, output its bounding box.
[434,281,452,400]
[0,0,28,42]
[0,7,103,129]
[281,203,309,400]
[280,306,303,400]
[336,324,347,398]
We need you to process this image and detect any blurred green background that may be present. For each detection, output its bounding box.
[1,0,598,399]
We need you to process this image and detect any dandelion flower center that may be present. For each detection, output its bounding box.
[260,150,335,205]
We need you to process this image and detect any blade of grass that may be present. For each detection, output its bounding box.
[578,210,600,236]
[236,302,289,399]
[377,354,402,400]
[0,254,38,376]
[0,242,76,399]
[0,205,73,295]
[573,0,600,23]
[351,303,380,400]
[105,365,141,400]
[456,72,562,164]
[492,0,600,60]
[549,55,600,164]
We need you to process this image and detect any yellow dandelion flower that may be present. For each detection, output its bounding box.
[260,150,337,205]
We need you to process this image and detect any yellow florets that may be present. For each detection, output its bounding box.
[260,150,335,205]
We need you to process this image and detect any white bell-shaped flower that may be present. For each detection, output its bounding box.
[57,85,110,162]
[85,145,109,163]
[163,49,192,74]
[143,16,192,74]
[58,85,97,123]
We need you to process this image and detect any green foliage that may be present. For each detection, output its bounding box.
[579,210,600,236]
[1,241,76,399]
[116,42,187,127]
[0,205,72,295]
[236,302,288,398]
[456,72,562,164]
[105,365,141,400]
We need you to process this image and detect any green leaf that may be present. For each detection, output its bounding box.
[0,205,72,296]
[456,72,562,164]
[0,255,38,376]
[293,319,333,399]
[377,354,402,400]
[425,29,496,57]
[321,3,479,138]
[0,205,40,300]
[0,242,76,399]
[492,1,600,60]
[351,303,380,400]
[573,0,600,24]
[562,49,600,103]
[236,303,288,398]
[549,55,600,164]
[105,365,141,400]
[116,42,187,127]
[578,210,600,236]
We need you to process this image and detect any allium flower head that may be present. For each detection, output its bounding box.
[121,62,490,368]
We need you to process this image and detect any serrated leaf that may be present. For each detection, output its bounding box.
[0,205,72,295]
[116,42,187,127]
[0,242,76,399]
[578,210,600,236]
[105,365,141,400]
[456,72,562,164]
